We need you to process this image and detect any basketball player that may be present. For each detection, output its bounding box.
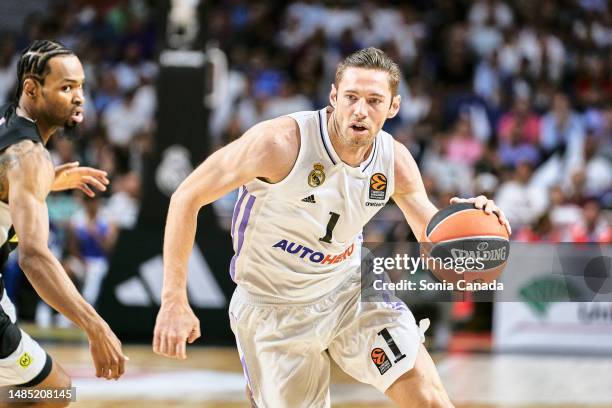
[154,48,510,407]
[0,40,127,401]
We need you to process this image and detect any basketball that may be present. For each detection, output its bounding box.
[421,203,510,287]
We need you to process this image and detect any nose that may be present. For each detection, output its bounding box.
[354,98,367,118]
[73,87,85,106]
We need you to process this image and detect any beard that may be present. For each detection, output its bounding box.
[58,121,81,140]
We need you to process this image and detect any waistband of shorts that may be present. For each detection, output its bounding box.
[234,271,359,307]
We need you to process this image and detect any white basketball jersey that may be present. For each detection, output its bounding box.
[230,108,395,302]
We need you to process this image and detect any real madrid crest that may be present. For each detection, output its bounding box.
[308,163,326,187]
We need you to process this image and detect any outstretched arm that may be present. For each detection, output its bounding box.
[154,116,300,359]
[5,141,127,379]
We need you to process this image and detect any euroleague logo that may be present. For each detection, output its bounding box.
[371,348,387,365]
[369,173,387,200]
[371,347,391,374]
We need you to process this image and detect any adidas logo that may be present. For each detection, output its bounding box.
[301,195,316,203]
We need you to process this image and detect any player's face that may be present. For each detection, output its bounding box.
[39,55,85,130]
[330,67,400,147]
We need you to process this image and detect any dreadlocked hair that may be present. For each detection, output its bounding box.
[14,40,74,103]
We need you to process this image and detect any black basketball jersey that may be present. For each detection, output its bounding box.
[0,104,44,287]
[0,104,43,151]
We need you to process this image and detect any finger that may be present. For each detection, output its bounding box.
[484,200,496,214]
[160,333,171,357]
[473,195,487,209]
[153,330,161,354]
[187,325,201,344]
[176,340,187,360]
[74,167,109,180]
[450,196,473,205]
[118,355,126,377]
[94,359,103,378]
[79,184,96,197]
[109,360,120,380]
[82,175,107,191]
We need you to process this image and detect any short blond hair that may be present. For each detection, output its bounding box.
[334,47,400,96]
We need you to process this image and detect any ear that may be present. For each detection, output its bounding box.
[329,83,337,108]
[22,78,39,99]
[387,94,401,119]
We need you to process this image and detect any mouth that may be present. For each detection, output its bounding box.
[70,108,84,124]
[349,123,369,134]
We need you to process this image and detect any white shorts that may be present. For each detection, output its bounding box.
[229,271,429,408]
[0,289,51,387]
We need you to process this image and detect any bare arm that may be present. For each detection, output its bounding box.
[161,116,299,301]
[5,141,126,379]
[391,140,438,241]
[154,116,299,359]
[6,142,100,331]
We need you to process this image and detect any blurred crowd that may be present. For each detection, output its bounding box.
[203,0,612,244]
[0,0,609,323]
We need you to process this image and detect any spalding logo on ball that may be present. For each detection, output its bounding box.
[421,203,510,287]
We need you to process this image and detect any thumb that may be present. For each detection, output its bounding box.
[187,325,201,344]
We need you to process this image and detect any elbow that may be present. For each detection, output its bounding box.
[170,187,200,214]
[18,245,49,274]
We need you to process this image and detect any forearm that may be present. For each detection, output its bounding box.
[19,249,102,334]
[162,193,200,303]
[396,191,438,240]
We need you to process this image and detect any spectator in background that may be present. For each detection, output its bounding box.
[548,185,583,231]
[68,195,118,305]
[422,133,474,197]
[569,198,612,243]
[580,131,611,199]
[498,96,540,144]
[446,113,483,166]
[498,120,541,168]
[515,213,562,242]
[105,172,141,229]
[540,92,585,161]
[0,37,17,104]
[102,86,152,148]
[495,162,547,228]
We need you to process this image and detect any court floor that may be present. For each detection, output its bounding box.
[35,343,612,408]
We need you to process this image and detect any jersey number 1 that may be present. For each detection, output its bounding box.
[319,212,340,243]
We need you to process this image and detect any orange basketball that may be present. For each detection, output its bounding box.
[421,203,510,287]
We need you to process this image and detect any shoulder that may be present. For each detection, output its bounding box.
[228,115,300,184]
[2,140,53,179]
[0,140,53,200]
[247,115,300,151]
[393,139,423,195]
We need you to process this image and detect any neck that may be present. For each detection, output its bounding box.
[16,99,57,144]
[326,110,373,167]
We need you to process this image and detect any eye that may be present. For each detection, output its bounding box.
[345,94,357,101]
[62,85,72,92]
[368,98,382,105]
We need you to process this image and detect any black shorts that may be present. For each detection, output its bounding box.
[0,288,52,387]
